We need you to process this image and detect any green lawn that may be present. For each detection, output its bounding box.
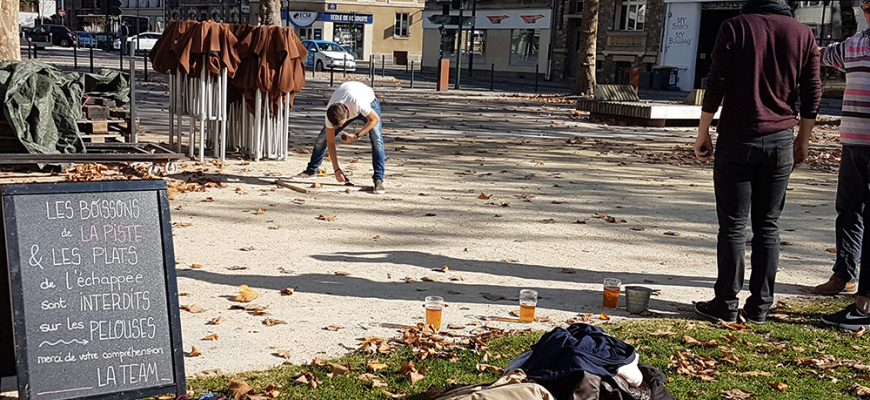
[183,297,870,400]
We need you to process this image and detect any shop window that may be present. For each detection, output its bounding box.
[510,29,539,65]
[468,30,485,56]
[569,0,584,14]
[394,13,409,37]
[440,29,456,57]
[615,0,646,31]
[299,27,315,40]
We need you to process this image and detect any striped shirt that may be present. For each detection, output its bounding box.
[824,30,870,146]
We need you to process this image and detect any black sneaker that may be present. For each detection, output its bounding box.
[373,181,385,195]
[739,309,767,325]
[822,304,870,331]
[694,300,737,323]
[292,171,316,180]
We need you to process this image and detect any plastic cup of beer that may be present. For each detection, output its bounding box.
[603,278,621,309]
[519,289,538,322]
[424,296,444,331]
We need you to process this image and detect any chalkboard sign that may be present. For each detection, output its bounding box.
[1,180,185,400]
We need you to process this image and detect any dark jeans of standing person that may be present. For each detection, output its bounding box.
[832,145,870,283]
[713,129,794,319]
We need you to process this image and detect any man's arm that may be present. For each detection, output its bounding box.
[793,116,815,168]
[325,127,347,182]
[695,111,715,161]
[356,109,381,137]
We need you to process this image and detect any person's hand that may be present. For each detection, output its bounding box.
[335,169,347,183]
[340,133,358,144]
[794,139,809,168]
[694,129,713,161]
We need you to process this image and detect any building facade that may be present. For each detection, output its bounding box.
[282,0,424,63]
[421,0,553,78]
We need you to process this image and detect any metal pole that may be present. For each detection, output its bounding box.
[490,63,494,91]
[410,60,415,89]
[143,55,148,81]
[120,38,124,71]
[73,43,78,68]
[330,68,334,87]
[27,41,32,59]
[535,64,539,92]
[343,58,347,77]
[453,6,463,90]
[381,54,385,77]
[129,59,138,143]
[468,0,477,77]
[89,47,94,72]
[369,54,375,87]
[33,42,37,59]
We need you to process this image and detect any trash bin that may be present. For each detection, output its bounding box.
[651,66,678,90]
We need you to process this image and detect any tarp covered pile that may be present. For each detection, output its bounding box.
[0,61,130,162]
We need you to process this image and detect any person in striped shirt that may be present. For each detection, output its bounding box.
[818,0,870,331]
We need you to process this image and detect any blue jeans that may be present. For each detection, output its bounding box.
[835,145,870,297]
[712,129,794,316]
[305,99,385,183]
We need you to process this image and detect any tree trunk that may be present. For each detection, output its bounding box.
[260,0,282,26]
[0,1,20,61]
[572,0,599,96]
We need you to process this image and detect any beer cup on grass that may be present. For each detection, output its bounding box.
[424,296,444,331]
[603,278,621,309]
[519,289,538,322]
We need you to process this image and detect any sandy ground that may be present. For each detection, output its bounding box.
[0,71,849,395]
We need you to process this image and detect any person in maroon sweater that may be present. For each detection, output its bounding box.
[693,0,822,324]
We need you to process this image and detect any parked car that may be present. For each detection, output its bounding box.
[26,25,76,48]
[75,31,97,48]
[302,40,356,72]
[114,32,161,55]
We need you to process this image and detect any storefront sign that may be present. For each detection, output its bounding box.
[422,9,550,29]
[328,3,337,10]
[289,11,318,27]
[320,13,373,24]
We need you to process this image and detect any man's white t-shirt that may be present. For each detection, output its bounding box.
[325,81,376,129]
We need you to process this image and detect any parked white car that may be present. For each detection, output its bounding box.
[302,40,356,72]
[113,32,161,55]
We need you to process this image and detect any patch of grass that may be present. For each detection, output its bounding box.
[183,298,869,400]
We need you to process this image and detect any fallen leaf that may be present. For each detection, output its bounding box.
[421,276,439,282]
[630,226,645,231]
[434,265,449,273]
[281,288,295,295]
[256,208,266,215]
[504,258,519,263]
[276,350,291,359]
[650,329,677,337]
[263,318,287,326]
[372,379,389,388]
[664,231,681,236]
[719,389,754,400]
[335,271,351,276]
[732,370,773,377]
[191,263,204,269]
[600,313,611,320]
[356,373,379,381]
[208,316,226,325]
[561,268,576,274]
[848,384,870,397]
[228,265,248,270]
[768,382,788,392]
[188,346,202,357]
[367,360,388,371]
[328,362,350,375]
[407,371,426,384]
[227,379,252,399]
[202,333,218,341]
[826,247,837,253]
[855,326,867,338]
[181,304,206,313]
[234,285,259,302]
[324,325,342,331]
[684,335,718,347]
[317,214,337,221]
[478,193,492,199]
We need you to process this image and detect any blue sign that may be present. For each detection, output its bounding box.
[328,3,337,9]
[319,13,373,24]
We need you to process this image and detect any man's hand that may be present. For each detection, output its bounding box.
[340,133,358,144]
[694,129,713,162]
[793,139,809,168]
[335,169,348,183]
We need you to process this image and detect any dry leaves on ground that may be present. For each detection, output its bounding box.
[208,316,226,325]
[669,350,719,381]
[684,335,718,347]
[281,288,295,295]
[234,285,259,302]
[181,304,206,313]
[767,382,788,392]
[720,388,755,399]
[595,212,626,223]
[263,318,287,326]
[188,346,203,357]
[202,333,218,341]
[227,379,253,399]
[275,350,291,359]
[849,383,870,398]
[317,215,337,221]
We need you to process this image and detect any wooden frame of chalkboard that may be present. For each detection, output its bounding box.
[1,180,186,400]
